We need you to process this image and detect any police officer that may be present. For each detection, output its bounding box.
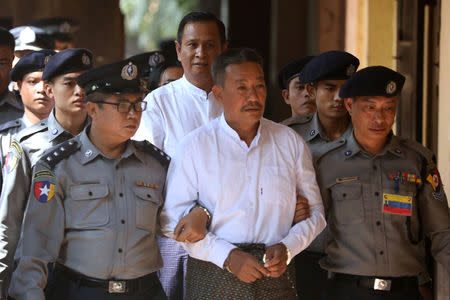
[278,56,315,124]
[0,49,56,190]
[9,59,169,300]
[287,50,359,300]
[317,66,449,300]
[31,17,79,51]
[0,28,23,124]
[0,48,92,298]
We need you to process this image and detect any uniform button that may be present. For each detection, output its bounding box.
[88,191,93,196]
[373,165,377,170]
[119,193,123,197]
[147,194,151,198]
[376,221,381,226]
[118,248,123,253]
[342,193,347,197]
[379,251,384,255]
[374,192,380,196]
[121,219,125,224]
[115,165,119,170]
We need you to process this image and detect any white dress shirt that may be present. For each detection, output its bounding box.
[161,115,326,269]
[134,75,223,157]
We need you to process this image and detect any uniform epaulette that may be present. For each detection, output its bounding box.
[14,119,48,142]
[134,140,171,167]
[399,137,434,162]
[281,114,313,127]
[40,139,80,170]
[0,118,22,132]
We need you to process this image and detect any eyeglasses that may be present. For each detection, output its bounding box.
[96,101,147,113]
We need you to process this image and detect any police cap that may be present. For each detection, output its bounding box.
[42,48,93,81]
[127,51,165,79]
[10,49,56,82]
[299,50,359,84]
[277,56,314,89]
[9,26,54,51]
[76,59,141,95]
[339,66,405,98]
[31,17,79,42]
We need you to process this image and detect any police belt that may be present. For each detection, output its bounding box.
[331,272,418,291]
[55,263,160,294]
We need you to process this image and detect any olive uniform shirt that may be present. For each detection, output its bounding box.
[9,128,169,300]
[0,111,88,297]
[316,132,449,276]
[285,112,353,252]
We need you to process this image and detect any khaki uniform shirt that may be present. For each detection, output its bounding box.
[316,132,449,276]
[286,112,353,252]
[0,91,23,125]
[9,129,169,300]
[0,111,87,297]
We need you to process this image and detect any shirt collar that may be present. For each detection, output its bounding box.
[21,114,33,128]
[47,110,71,141]
[342,131,402,159]
[219,113,262,150]
[179,75,212,99]
[79,126,139,165]
[304,112,325,142]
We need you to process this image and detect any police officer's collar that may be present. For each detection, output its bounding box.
[47,110,72,141]
[179,75,212,99]
[280,114,312,127]
[343,130,403,159]
[79,127,140,165]
[304,112,325,142]
[219,113,262,150]
[0,90,24,111]
[381,133,405,158]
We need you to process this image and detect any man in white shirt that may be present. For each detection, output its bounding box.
[161,48,326,299]
[133,11,228,299]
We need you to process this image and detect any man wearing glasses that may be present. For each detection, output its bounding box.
[9,60,170,300]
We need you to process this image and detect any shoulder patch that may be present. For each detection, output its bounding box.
[14,120,48,142]
[39,139,80,170]
[4,140,23,173]
[134,140,171,167]
[0,119,22,132]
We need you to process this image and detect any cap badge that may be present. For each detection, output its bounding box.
[344,150,352,157]
[121,62,138,80]
[149,52,165,67]
[82,53,91,66]
[59,22,71,33]
[346,64,356,76]
[44,55,52,65]
[19,26,36,44]
[310,129,316,136]
[386,81,396,95]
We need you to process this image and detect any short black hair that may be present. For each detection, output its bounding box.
[212,48,263,86]
[147,58,182,92]
[177,11,226,45]
[0,27,15,51]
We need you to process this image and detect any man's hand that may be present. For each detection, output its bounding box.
[173,206,208,243]
[263,243,288,278]
[293,194,310,224]
[226,249,270,283]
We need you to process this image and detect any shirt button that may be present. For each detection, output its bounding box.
[374,192,380,196]
[379,251,384,255]
[118,248,123,253]
[376,221,381,226]
[119,193,123,197]
[373,165,377,170]
[115,165,119,170]
[121,220,125,224]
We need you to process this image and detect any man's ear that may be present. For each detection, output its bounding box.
[281,89,290,105]
[212,85,224,106]
[306,83,316,99]
[175,40,182,62]
[44,82,54,99]
[344,98,354,116]
[85,102,97,120]
[221,41,229,52]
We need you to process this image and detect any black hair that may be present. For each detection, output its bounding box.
[0,27,15,51]
[212,48,263,86]
[147,58,182,92]
[177,11,226,45]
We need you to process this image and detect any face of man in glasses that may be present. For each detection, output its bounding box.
[87,92,145,143]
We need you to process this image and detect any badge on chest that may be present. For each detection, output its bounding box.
[382,193,412,216]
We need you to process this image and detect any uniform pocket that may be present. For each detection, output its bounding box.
[330,182,364,224]
[67,183,110,228]
[134,186,162,233]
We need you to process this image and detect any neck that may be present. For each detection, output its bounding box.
[226,118,260,147]
[24,110,46,125]
[54,110,87,136]
[355,132,388,156]
[88,124,127,160]
[317,112,349,141]
[186,74,214,93]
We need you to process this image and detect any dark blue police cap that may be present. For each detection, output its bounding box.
[277,56,314,89]
[127,51,165,79]
[299,50,359,84]
[31,17,79,42]
[10,49,56,82]
[10,26,54,51]
[76,59,142,95]
[42,48,93,81]
[339,66,405,98]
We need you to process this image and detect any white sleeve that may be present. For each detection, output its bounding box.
[280,136,326,257]
[134,92,165,148]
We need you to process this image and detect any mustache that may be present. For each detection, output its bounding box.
[241,101,263,112]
